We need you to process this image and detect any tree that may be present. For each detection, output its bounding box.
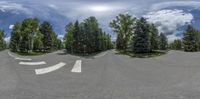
[64,16,113,54]
[194,29,200,51]
[0,29,6,51]
[19,18,39,53]
[64,23,74,53]
[149,24,159,50]
[169,39,182,50]
[33,32,43,51]
[73,20,80,53]
[133,17,151,53]
[10,22,22,52]
[39,21,54,52]
[159,33,168,50]
[183,25,198,52]
[110,14,136,50]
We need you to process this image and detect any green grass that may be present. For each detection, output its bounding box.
[116,50,167,58]
[16,51,48,56]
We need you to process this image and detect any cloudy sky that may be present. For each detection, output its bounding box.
[1,0,200,42]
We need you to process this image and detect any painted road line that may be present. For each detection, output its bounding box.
[8,52,15,58]
[94,52,108,58]
[19,61,46,66]
[8,52,32,61]
[35,62,66,75]
[15,57,32,61]
[71,60,82,73]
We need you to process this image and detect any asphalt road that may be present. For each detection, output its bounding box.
[1,50,200,99]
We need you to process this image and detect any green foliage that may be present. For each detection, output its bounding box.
[64,16,113,54]
[33,32,43,51]
[20,18,39,53]
[0,29,6,51]
[149,24,159,50]
[64,23,74,53]
[159,33,168,50]
[110,14,136,50]
[10,18,63,54]
[183,25,198,52]
[133,17,151,53]
[39,21,54,52]
[10,22,21,52]
[169,39,182,50]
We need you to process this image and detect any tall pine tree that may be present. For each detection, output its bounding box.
[133,17,151,53]
[183,25,198,52]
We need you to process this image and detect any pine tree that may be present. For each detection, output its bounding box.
[110,14,136,50]
[133,17,151,53]
[10,22,22,52]
[64,16,113,54]
[0,29,6,51]
[159,33,168,50]
[73,20,80,53]
[183,25,198,52]
[149,24,159,50]
[169,39,182,50]
[64,23,74,53]
[40,21,54,52]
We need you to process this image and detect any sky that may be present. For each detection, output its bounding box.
[1,0,200,42]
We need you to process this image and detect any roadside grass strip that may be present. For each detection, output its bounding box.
[19,61,46,66]
[35,62,66,75]
[94,52,107,58]
[71,60,82,73]
[8,52,32,61]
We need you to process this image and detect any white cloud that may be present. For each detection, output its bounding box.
[57,35,64,41]
[150,1,200,11]
[0,1,31,14]
[144,9,193,36]
[9,24,14,29]
[167,34,182,42]
[4,36,10,43]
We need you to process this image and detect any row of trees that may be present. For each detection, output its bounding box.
[169,25,200,52]
[110,14,168,53]
[10,18,63,53]
[0,29,6,51]
[64,17,113,54]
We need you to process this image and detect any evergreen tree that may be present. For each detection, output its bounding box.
[40,21,54,52]
[110,14,136,50]
[73,20,80,53]
[64,16,113,54]
[159,33,168,50]
[10,22,21,52]
[169,39,182,50]
[64,23,74,53]
[183,25,198,52]
[0,29,6,51]
[149,24,159,50]
[133,17,151,53]
[33,32,43,51]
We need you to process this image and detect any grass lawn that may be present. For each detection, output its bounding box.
[116,50,167,58]
[16,51,48,56]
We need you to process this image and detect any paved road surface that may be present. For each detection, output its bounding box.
[1,50,200,99]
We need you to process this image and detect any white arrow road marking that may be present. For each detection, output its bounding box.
[35,62,66,75]
[19,61,46,66]
[8,52,32,61]
[71,60,82,73]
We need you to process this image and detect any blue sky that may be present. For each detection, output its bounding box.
[1,0,200,42]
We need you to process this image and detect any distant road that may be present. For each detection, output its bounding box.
[1,50,200,99]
